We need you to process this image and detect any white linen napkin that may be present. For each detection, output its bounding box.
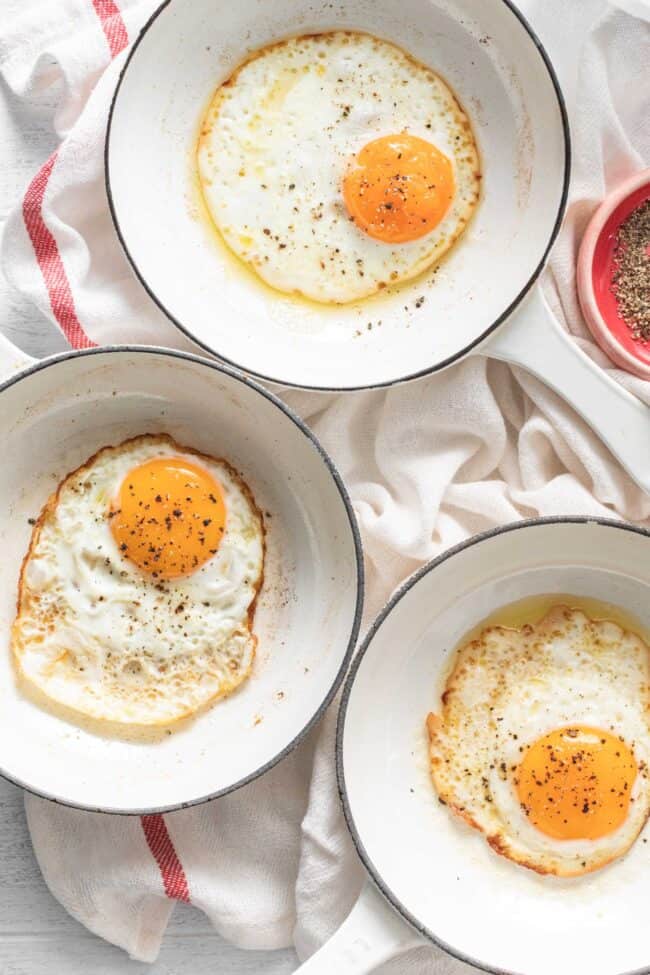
[1,0,649,970]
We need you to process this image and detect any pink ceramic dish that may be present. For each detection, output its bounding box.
[578,168,650,380]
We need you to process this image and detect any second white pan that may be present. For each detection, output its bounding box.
[299,519,650,975]
[0,336,362,813]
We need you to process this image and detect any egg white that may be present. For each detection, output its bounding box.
[197,31,480,303]
[427,607,650,876]
[12,435,264,726]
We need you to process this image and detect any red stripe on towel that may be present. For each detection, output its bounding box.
[141,815,191,902]
[21,0,129,347]
[21,0,191,910]
[93,0,190,903]
[92,0,129,57]
[90,2,191,908]
[22,153,96,350]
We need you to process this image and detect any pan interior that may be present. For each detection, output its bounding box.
[107,0,567,389]
[0,351,360,812]
[341,521,650,975]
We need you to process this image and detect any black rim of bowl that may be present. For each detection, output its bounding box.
[0,345,364,814]
[104,0,572,392]
[336,516,650,975]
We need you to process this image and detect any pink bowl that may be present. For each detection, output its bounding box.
[577,168,650,380]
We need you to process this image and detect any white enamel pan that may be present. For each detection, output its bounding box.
[295,518,650,975]
[0,334,362,813]
[106,0,650,494]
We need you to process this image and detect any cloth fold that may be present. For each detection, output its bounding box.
[1,0,649,970]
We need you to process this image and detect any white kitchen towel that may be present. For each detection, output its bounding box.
[1,0,650,971]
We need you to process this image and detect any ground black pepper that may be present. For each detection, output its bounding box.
[610,198,650,341]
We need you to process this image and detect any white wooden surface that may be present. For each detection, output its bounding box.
[0,75,298,975]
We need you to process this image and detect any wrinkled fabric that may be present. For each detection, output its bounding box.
[1,0,649,970]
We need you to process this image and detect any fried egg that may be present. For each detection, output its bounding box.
[12,435,264,726]
[427,606,650,876]
[197,31,480,303]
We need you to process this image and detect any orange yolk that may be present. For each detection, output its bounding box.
[342,133,455,244]
[110,457,226,580]
[515,726,637,841]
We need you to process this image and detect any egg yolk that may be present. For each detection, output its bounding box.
[342,134,455,244]
[515,726,637,841]
[110,457,226,580]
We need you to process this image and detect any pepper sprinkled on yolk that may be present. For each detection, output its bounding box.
[110,457,226,580]
[516,726,637,841]
[342,133,455,244]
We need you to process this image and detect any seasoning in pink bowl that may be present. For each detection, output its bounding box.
[610,198,650,344]
[577,169,650,379]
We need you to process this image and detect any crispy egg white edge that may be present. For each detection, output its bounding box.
[427,608,650,877]
[12,434,266,726]
[197,30,481,304]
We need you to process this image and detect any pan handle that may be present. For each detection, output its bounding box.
[293,881,423,974]
[0,331,36,382]
[483,287,650,496]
